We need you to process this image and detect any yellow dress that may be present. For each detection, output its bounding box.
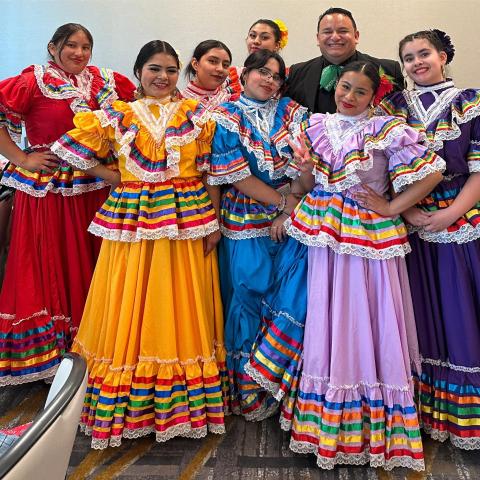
[52,97,226,449]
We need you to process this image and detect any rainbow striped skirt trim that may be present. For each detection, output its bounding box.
[288,376,425,470]
[225,349,278,421]
[415,362,480,449]
[73,342,227,449]
[0,310,69,385]
[245,300,304,405]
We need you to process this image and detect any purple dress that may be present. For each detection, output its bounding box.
[380,81,480,450]
[284,112,445,470]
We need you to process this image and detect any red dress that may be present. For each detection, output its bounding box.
[0,62,135,385]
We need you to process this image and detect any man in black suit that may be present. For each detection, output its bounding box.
[286,7,404,113]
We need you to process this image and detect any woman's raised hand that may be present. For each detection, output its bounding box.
[288,134,314,174]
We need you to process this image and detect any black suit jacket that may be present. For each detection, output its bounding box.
[285,51,404,113]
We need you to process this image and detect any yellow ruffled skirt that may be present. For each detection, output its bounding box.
[72,237,226,449]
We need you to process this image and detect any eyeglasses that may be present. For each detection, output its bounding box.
[256,67,283,85]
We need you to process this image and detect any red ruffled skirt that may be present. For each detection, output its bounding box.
[0,188,107,385]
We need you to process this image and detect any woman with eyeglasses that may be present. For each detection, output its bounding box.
[52,40,226,448]
[209,49,308,420]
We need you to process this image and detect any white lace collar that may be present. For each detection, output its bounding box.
[405,83,460,127]
[237,95,278,142]
[334,111,369,123]
[325,112,370,153]
[38,62,93,101]
[414,80,455,93]
[130,98,181,146]
[33,62,95,115]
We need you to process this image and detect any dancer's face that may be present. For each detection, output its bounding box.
[138,53,179,99]
[401,38,447,86]
[335,70,375,116]
[48,30,91,75]
[243,58,283,101]
[191,48,231,90]
[246,23,280,54]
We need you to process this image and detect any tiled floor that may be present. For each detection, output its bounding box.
[1,381,479,479]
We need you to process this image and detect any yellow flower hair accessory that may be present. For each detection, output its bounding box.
[273,19,288,49]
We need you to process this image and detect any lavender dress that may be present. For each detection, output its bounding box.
[379,81,480,450]
[284,112,445,470]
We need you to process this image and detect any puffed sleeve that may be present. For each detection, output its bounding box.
[0,72,33,142]
[112,71,136,102]
[467,116,480,173]
[51,109,116,170]
[195,118,216,172]
[383,122,446,192]
[208,109,251,185]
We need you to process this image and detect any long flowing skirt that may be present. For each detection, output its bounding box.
[0,189,106,385]
[407,233,480,450]
[244,237,307,409]
[73,237,226,449]
[288,247,424,471]
[219,235,307,420]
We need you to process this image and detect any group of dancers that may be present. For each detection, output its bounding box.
[0,7,479,471]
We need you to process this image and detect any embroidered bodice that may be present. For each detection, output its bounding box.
[285,113,445,258]
[378,82,480,243]
[52,98,218,242]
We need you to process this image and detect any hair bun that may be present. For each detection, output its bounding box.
[432,29,455,64]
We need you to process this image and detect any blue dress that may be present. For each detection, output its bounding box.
[209,94,308,420]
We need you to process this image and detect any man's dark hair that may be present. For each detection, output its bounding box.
[317,7,357,32]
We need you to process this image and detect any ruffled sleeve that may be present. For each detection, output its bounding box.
[376,92,409,121]
[112,71,136,102]
[382,120,446,192]
[195,118,215,172]
[467,116,480,173]
[208,106,250,185]
[222,66,242,100]
[89,67,135,111]
[273,98,309,179]
[51,107,117,171]
[0,69,35,142]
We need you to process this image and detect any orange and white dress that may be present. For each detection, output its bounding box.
[52,97,226,448]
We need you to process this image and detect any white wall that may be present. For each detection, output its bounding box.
[2,0,479,88]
